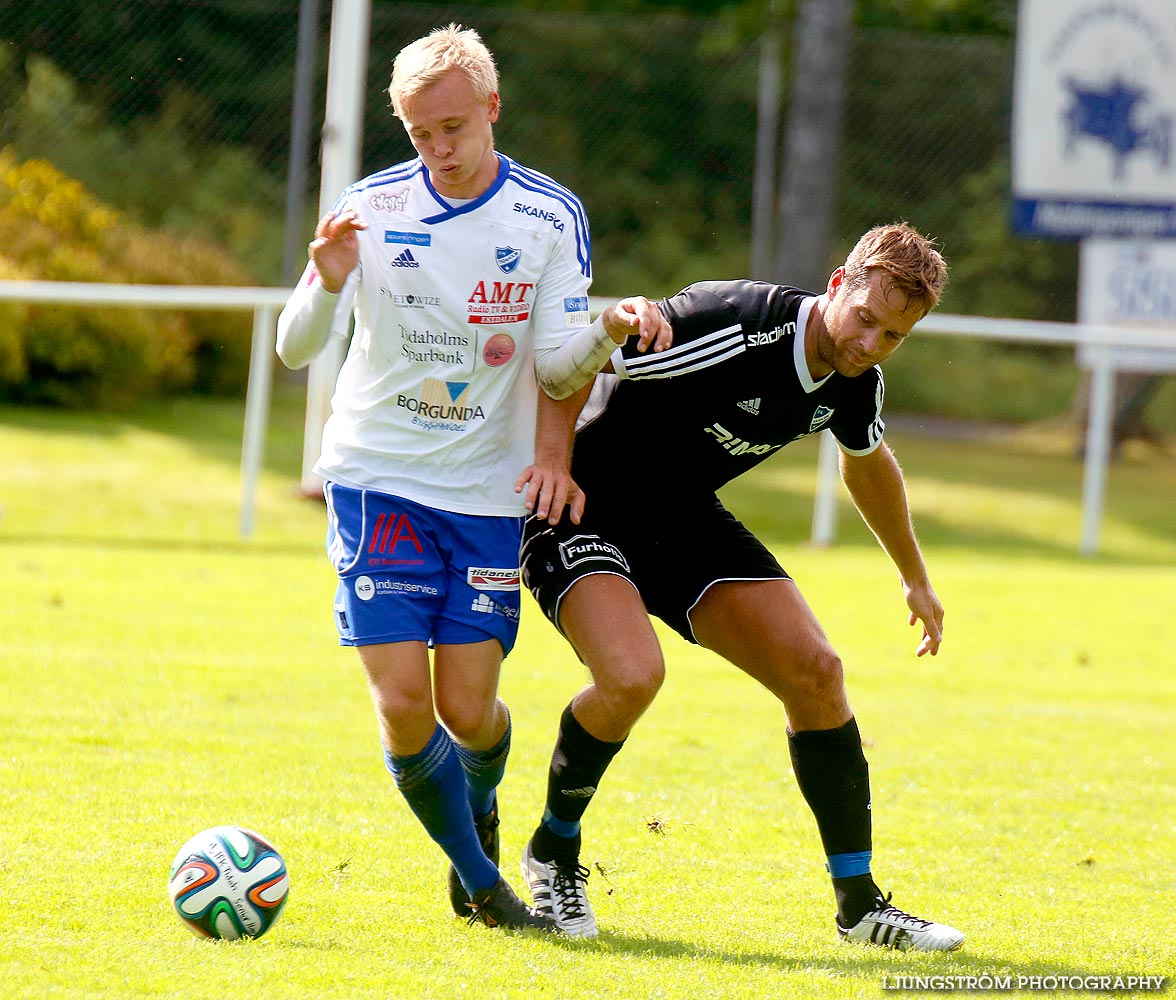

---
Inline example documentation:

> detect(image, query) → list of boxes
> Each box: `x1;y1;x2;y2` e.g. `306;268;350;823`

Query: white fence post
1079;343;1116;557
811;429;840;546
239;304;277;538
299;0;371;497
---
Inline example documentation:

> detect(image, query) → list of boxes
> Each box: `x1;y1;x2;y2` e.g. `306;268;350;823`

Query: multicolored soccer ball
168;826;290;940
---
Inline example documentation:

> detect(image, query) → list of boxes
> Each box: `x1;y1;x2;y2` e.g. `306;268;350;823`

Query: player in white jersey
277;24;669;931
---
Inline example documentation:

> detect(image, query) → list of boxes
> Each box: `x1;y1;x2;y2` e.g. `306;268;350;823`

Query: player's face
818;268;924;377
401;68;500;200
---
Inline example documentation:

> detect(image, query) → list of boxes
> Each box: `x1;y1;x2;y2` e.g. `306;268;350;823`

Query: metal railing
1;280;1173;554
0;280;291;538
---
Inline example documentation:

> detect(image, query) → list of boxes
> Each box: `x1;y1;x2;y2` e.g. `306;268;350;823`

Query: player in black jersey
518;223;965;949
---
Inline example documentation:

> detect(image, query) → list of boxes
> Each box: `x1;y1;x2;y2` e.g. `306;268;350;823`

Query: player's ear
827;266;846;298
486;91;501;124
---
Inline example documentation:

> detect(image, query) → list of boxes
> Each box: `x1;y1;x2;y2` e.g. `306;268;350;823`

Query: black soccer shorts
520;495;790;644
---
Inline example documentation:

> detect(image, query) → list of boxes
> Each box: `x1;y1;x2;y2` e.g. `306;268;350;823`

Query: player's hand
514;463;586;526
601;297;673;353
308;209;367;293
904;581;944;657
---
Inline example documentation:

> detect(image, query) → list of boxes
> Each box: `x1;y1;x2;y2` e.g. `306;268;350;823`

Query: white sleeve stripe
622;336;744;377
623;337;744;378
621;323;744;371
625;342;745;380
626;340;741;377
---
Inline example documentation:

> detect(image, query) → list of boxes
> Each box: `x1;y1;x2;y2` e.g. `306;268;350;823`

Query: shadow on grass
552;928;1136;985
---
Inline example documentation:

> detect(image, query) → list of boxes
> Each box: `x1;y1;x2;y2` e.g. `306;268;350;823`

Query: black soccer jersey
571;280;885;503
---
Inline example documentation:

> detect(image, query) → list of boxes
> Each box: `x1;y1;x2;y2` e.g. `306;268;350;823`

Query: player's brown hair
842;223;948;318
388;24;499;120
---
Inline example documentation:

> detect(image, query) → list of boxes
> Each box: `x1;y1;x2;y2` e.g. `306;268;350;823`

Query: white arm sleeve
533;315;622;400
276;270;355;370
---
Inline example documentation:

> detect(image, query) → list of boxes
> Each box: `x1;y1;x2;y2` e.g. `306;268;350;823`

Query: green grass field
1;384;1173;999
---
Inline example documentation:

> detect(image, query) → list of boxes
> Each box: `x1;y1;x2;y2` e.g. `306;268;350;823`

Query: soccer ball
168;826;290;940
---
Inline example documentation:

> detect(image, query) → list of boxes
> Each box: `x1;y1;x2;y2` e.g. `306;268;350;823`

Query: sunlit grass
1;389;1173;999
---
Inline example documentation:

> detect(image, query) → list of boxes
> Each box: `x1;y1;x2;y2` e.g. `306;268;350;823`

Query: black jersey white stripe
620;323;745;380
571;282;888;497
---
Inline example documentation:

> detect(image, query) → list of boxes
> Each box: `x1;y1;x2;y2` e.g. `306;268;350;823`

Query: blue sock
384;725;499;896
451;713;511;819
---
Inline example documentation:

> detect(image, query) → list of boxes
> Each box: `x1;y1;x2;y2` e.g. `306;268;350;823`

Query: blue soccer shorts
324;482;524;654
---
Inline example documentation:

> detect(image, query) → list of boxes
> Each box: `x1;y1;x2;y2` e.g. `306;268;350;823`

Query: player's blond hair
388;24;499;120
842;222;948;318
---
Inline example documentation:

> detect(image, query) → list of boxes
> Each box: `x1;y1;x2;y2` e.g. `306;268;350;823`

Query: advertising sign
1012;0;1176;239
1079;239;1176;370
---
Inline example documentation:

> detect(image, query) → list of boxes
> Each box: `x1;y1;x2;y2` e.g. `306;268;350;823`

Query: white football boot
837;893;965;951
521;839;598;938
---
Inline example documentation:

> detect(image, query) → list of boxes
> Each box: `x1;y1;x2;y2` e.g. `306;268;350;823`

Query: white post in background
300;0;371;497
810;429;840;546
1080;343;1116;556
239;305;278;537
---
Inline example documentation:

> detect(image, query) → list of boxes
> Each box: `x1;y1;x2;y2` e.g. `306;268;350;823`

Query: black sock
788;717;872;856
533;703;625;862
787;717;877;924
832;874;881;928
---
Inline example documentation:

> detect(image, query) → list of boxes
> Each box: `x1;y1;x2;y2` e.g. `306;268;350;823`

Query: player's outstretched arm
600;297;673;355
840;443;943;657
535;297;672;399
516;382;591;525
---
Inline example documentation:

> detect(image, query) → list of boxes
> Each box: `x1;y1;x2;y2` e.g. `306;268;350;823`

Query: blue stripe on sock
384;727;499;895
541;807;580;838
452;716;511;819
826;851;873;878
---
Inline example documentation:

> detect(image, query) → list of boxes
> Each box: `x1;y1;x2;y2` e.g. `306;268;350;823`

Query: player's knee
597;653;664;710
372;681;432;729
778;646;845;711
805;648;846;704
434;700;493;745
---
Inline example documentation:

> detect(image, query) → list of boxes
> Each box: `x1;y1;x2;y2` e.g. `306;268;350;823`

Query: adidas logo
561;786;597;799
737;398;761;415
391;248;420;268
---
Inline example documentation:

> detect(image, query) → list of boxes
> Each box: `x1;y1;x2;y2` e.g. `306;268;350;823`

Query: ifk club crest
495;246;521;273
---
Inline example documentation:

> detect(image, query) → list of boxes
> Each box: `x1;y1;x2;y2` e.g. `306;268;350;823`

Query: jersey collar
421;152;510;224
793;296;832;393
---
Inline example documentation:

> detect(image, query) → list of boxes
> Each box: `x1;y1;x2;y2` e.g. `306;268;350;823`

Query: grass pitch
1;386;1173;999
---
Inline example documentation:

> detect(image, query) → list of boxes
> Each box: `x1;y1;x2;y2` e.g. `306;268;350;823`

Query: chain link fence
0;1;1028;301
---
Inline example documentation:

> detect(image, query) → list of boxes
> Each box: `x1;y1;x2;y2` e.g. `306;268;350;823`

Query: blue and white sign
1012;0;1176;239
1079;239;1176;371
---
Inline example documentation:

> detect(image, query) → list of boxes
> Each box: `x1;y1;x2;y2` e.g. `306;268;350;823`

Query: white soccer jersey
281;152;592;515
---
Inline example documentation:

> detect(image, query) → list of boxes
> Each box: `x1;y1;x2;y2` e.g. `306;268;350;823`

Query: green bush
0;53;285;282
0;150;255;408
